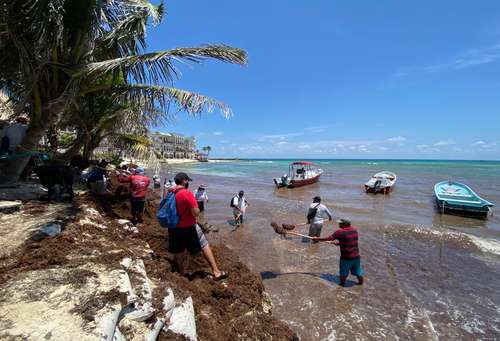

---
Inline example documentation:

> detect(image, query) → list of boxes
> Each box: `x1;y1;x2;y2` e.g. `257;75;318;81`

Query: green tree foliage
0;0;247;181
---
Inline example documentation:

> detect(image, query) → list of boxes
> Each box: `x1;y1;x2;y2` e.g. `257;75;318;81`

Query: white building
149;132;197;159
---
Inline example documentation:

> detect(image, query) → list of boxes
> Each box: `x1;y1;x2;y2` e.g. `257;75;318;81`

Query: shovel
270;222;314;239
282;219;335;231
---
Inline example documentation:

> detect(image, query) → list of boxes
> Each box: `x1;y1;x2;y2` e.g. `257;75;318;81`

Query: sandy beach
0;189;296;340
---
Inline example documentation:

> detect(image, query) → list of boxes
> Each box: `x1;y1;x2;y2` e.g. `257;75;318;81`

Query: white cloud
298;144;312;150
386;136;407;143
261;132;303;141
277;141;288;145
357;145;370;152
472;141;497;150
394;41;500;77
433;140;455;147
303;126;329;133
213;132;223;136
416;144;429;149
393;70;410;78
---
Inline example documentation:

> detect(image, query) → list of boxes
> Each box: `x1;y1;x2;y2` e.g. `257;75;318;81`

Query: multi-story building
93;137;122;155
149;132;197;159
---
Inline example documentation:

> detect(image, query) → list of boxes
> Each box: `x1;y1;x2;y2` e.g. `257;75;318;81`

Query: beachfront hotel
149;131;197;159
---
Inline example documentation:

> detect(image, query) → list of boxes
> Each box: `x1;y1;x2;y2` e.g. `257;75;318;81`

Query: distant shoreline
207;158;500;162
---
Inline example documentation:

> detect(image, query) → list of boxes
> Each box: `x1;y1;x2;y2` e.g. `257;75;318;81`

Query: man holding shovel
312;218;364;287
307;196;333;243
231;190;249;226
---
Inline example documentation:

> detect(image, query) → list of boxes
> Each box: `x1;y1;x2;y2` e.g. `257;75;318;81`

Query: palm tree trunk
83;135;102;160
60;130;88;161
46;124;59;154
0;101;62;183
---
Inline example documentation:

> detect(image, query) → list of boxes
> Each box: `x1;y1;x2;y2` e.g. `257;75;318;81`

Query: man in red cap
168;172;228;281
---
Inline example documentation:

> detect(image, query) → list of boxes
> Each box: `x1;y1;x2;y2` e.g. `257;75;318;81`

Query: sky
148;0;500;160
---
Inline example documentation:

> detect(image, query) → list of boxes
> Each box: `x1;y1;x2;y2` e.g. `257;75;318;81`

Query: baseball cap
135;167;145;175
174;172;193;184
336;218;351;227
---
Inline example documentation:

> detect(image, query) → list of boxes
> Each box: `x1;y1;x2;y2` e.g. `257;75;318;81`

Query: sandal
212;271;229;281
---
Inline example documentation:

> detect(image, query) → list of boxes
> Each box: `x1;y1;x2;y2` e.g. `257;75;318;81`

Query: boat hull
288;175;321;188
435;198;491;218
434;181;494;218
365;185;393;194
364;171;397;194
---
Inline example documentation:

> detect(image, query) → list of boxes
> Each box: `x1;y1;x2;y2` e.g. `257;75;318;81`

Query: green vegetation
202;146;212;157
0;0;247;182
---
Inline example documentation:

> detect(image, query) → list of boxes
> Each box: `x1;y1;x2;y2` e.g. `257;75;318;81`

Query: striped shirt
327;226;360;260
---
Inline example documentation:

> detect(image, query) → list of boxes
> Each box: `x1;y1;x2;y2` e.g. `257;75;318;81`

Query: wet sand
171;167;500;340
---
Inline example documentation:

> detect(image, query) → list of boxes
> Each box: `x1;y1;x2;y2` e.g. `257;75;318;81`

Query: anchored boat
274;161;323;188
434;181;494;218
365;171;397;194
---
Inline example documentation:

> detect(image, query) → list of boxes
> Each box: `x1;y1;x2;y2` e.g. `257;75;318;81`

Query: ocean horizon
211;157;500;162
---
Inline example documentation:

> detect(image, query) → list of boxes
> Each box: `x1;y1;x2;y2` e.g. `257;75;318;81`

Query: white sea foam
387;224;500;256
468;235;500;256
326;330;336;340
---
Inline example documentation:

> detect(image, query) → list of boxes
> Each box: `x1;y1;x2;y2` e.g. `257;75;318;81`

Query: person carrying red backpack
117;167;150;224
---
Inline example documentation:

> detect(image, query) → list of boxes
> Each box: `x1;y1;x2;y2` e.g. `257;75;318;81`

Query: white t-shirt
195;189;208;202
232;195;248;213
309;203;332;224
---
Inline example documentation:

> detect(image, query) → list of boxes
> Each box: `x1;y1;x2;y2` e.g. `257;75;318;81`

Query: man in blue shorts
312;218;364;287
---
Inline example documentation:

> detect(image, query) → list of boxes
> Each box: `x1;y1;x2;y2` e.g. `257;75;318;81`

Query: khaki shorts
308;223;323;237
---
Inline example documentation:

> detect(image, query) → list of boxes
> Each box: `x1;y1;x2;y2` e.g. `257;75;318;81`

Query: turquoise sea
166;159;500;339
173;159;500;231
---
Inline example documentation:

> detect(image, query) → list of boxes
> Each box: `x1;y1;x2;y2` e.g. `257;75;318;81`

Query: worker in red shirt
312;218;364;287
169;172;228;281
117;167;150;224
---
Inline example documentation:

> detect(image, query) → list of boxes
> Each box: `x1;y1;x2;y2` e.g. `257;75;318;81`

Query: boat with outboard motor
364;171;397;194
273;161;323;188
434;181;494;218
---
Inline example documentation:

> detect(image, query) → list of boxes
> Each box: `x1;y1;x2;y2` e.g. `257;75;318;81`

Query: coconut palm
0;0;247;182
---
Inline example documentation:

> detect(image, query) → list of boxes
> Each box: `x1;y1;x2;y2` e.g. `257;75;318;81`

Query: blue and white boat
434;181;494;218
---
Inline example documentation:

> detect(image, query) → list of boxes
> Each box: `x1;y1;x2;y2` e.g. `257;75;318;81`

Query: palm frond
96;0;164;58
113;84;233;119
71;45;247;85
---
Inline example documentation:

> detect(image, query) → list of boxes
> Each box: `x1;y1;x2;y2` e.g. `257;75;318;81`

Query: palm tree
0;0;247;182
205;145;212;157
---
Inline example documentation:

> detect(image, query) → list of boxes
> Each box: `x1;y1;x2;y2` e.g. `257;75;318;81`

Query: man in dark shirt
312;218;364;287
